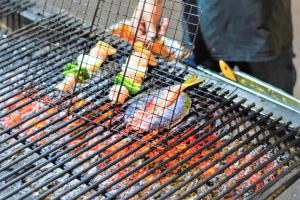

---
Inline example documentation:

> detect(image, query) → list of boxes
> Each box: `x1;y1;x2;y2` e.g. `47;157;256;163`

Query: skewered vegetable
55;73;77;92
63;63;90;81
56;40;116;92
89;47;108;59
96;41;117;55
133;41;158;66
108;85;129;104
128;51;149;67
77;54;104;72
108;50;151;103
113;74;142;95
121;64;147;80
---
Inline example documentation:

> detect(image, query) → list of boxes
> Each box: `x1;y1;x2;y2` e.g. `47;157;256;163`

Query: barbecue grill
0;0;300;199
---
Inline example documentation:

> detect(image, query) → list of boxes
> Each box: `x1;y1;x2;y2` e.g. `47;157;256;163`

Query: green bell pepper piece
114;74;141;95
63;63;90;81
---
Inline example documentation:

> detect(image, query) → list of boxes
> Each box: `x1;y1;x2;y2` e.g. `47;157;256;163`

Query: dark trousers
184;54;297;95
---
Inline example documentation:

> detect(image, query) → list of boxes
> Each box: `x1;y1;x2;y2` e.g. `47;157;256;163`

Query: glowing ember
0;93;287;199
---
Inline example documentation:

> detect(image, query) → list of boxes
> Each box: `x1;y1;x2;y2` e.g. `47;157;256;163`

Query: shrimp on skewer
55;73;77;93
108;51;151;104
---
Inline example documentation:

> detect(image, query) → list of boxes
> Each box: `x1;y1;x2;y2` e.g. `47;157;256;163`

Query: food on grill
55;73;77;92
77;54;104;72
133;42;158;66
149;36;191;61
55;63;90;92
0;89;294;200
89;41;116;58
55;40;116;92
113;74;142;96
120;64;147;84
127;51;149;68
63;63;90;81
109;85;129;104
109;19;135;42
125;74;205;132
122;51;149;81
109;20;191;61
95;41;117;56
108;51;151;103
89;47;107;59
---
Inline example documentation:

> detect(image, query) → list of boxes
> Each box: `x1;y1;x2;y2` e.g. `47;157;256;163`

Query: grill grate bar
1;40;96;133
149;68;232;105
0;0;34;18
0;83;114;169
0;33;92;117
248;154;300;199
0;52;219;198
195;122;293;199
0;29;92;99
2;83;227;198
0;45;82;103
0;29;88;83
0;52;72;96
0;50;94;109
0;102;112;197
0;23;87;70
135;113;266;199
0;13;63;43
0;75;112;158
1;51;296;198
0;15;74;58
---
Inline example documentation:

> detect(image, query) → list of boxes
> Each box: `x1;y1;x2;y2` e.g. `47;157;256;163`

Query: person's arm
132;0;168;41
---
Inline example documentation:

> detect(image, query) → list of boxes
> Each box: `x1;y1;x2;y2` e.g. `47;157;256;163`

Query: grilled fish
124;74;205;132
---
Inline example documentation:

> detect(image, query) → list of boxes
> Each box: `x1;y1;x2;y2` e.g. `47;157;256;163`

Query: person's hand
132;0;169;42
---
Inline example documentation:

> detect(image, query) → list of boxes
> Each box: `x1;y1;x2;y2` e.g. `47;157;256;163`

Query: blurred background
292;0;300;98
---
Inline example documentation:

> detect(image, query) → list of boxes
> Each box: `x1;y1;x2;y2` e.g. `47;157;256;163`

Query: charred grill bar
0;0;35;34
0;0;34;18
0;2;300;200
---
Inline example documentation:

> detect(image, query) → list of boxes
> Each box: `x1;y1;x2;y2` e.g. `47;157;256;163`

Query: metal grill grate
0;0;34;18
0;13;300;199
0;0;34;34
